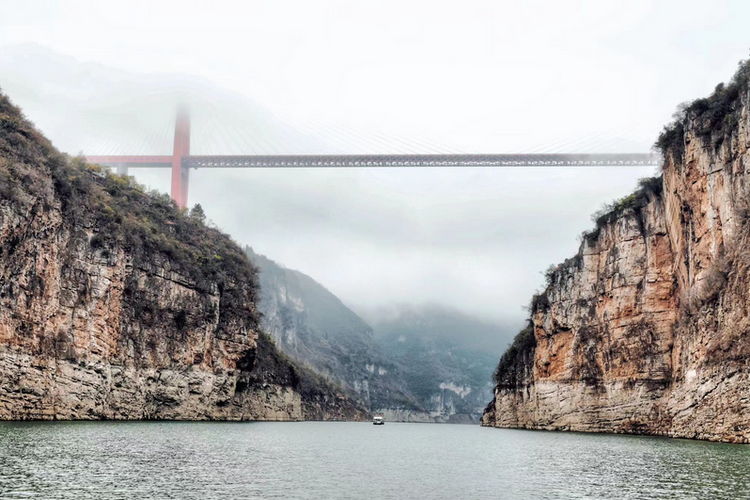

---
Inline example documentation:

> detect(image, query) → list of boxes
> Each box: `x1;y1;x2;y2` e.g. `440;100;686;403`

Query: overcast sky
2;0;750;327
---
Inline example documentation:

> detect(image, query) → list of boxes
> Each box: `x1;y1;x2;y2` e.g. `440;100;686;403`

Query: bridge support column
170;106;191;209
116;163;128;176
180;164;190;209
171;161;185;208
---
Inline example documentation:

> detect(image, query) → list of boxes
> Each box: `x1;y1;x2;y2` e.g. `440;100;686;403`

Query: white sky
2;0;749;330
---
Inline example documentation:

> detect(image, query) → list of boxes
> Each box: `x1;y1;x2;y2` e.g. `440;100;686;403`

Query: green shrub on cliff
189;203;206;224
656;57;750;159
579;175;663;246
493;323;535;386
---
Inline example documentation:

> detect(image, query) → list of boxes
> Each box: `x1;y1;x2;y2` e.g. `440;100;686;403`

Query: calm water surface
0;421;748;499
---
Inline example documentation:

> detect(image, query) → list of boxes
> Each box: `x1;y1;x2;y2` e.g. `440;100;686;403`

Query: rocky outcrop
482;63;750;443
0;91;365;421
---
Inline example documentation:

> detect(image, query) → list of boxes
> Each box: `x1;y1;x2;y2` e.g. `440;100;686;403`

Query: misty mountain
249;245;518;422
246;247;421;412
368;305;519;422
366;304;519;356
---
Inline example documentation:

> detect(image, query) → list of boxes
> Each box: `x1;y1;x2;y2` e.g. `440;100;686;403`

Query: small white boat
373;415;385;425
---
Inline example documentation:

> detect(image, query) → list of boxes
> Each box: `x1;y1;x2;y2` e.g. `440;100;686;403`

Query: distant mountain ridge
247;248;514;422
246;247;421;412
370;306;513;422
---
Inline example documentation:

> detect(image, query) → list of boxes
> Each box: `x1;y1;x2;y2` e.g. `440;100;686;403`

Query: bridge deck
86;153;659;168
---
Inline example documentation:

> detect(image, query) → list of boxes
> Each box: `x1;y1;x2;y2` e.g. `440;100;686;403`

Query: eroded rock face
482;84;750;443
0;92;365;421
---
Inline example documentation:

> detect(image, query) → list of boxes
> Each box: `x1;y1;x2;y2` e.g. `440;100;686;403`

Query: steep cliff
0;91;365;421
482;61;750;443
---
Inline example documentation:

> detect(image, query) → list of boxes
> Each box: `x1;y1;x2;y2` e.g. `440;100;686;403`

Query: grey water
0;422;748;500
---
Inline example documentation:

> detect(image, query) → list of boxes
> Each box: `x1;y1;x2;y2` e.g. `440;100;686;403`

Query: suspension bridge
84;108;659;209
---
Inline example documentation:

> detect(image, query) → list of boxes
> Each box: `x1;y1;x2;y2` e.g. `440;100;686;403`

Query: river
0;421;748;499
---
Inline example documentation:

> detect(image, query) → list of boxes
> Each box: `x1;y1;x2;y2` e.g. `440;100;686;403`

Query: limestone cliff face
0;92;365;421
482;69;750;443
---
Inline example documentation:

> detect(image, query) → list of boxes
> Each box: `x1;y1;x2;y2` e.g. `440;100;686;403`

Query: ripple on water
0;422;748;500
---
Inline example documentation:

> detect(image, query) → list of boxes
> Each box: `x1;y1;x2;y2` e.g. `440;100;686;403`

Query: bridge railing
183;153;660;168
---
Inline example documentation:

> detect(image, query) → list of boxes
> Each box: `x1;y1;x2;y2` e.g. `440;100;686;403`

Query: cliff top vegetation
0;89;259;309
580;175;663;246
655;56;750;161
493;322;535;386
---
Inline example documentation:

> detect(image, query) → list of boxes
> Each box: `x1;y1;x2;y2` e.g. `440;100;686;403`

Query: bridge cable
301;119;377;155
522;127;615;155
322;122;408;154
222;113;260;155
338;122;453;155
289;119;360;155
275;115;334;155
